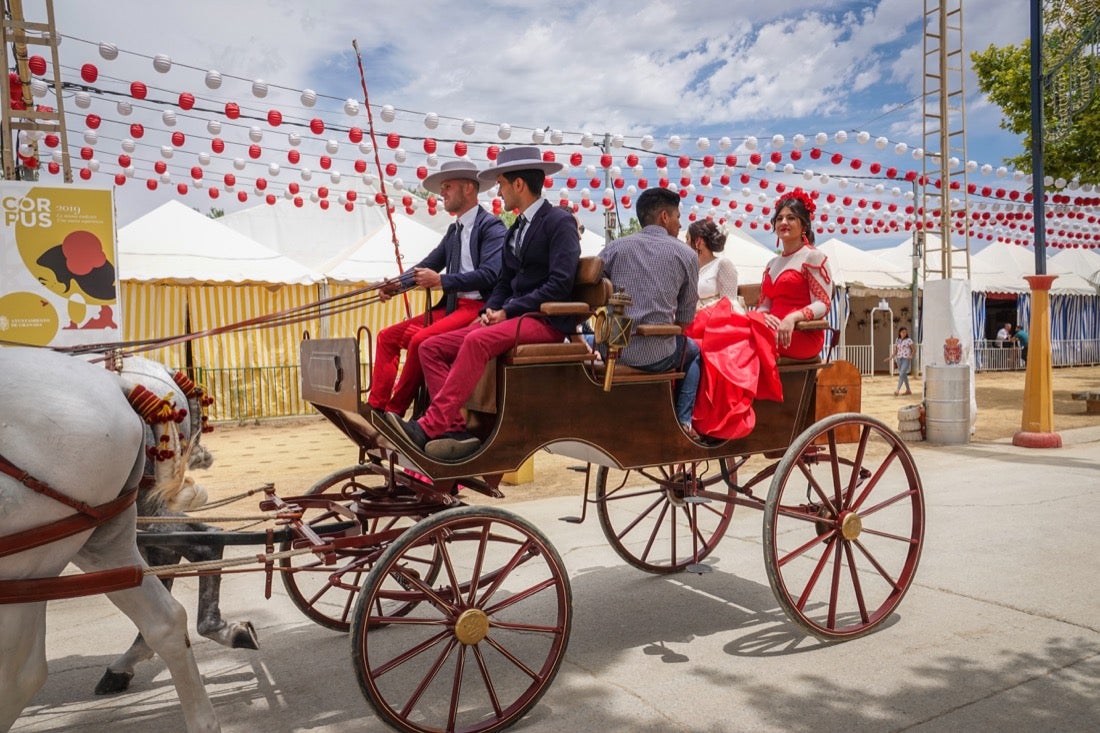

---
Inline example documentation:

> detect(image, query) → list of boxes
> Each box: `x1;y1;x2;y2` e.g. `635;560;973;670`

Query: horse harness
0;450;143;604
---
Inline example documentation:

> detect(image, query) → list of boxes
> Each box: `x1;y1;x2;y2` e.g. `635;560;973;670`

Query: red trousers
367;298;481;413
418;316;563;437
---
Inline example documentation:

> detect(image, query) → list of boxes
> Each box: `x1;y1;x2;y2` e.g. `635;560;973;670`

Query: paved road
11;428;1100;733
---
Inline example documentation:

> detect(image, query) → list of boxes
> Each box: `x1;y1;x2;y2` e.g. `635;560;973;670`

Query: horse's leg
77;516;219;733
182;531;258;651
94;542;179;695
0;604;48;731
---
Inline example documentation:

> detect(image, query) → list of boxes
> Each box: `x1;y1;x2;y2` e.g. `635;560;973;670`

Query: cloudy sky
36;0;1036;249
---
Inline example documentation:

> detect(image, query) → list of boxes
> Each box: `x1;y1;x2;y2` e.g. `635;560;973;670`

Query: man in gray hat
387;146;581;461
367;160;505;416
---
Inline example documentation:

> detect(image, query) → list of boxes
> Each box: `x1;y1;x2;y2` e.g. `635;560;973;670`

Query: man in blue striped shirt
600;187;702;439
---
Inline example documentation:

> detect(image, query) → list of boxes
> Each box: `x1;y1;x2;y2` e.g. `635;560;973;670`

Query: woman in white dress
686;219;738;309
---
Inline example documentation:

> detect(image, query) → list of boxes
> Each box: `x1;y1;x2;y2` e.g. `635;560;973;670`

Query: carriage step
685;563;713;574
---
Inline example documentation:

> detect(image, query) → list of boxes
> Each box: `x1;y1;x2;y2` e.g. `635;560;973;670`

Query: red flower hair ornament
775;187;816;220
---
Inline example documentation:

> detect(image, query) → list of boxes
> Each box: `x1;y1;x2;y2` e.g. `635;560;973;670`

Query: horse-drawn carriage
1;256;924;733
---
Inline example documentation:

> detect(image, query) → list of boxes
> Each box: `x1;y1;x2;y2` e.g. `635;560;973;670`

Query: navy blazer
486;200;581;334
409;206;506;306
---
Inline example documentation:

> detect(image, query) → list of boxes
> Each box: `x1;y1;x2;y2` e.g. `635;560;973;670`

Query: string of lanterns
12;36;1099;249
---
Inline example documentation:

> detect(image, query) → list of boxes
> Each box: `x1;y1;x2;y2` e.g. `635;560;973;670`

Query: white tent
1049;248;1100;288
970;241;1097;295
118;199;322;284
815;237;910;295
324;214;450;284
722;226;777;284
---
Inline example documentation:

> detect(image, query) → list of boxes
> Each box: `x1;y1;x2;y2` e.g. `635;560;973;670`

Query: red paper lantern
600;153;613;168
702;154;714;168
85;114;101;129
749;152;762;165
543;176;554;189
423;138;437;154
321;155;333;170
678;155;692;169
154;160;167;174
177;183;189;195
416;166;428;180
658;177;669;188
655;155;668;168
223;173;236;187
47;161;59;175
354;159;367;173
146;178;158;191
542;150;556;162
487;145;500;161
319;199;330;210
114;173;126;186
130;123;144;138
28;55;46;75
700;174;711;186
869;162;882;174
80;63;98;83
637;177;648;189
375;192;388;205
590;177;601;188
190;166;202;179
248;144;262;159
809;148;822;160
267;109;283;126
79;147;94;161
255;177;267;190
265;194;276;205
130;81;147;100
288;182;300;194
309;118;324;134
401;194;412;207
44;133;59;148
454;141;468;156
209;188;219;199
293;196;303;208
386;132;400;149
348;127;363;143
570;152;583;166
850;158;862;170
770;151;783;164
384;162;396;176
625;153;639;167
317;187;329;198
237;191;248;203
119;154;132;168
211;137;224;153
566;177;577;188
178;92;195;110
78;168;92;180
725;155;737;166
285;149;299;164
831;152;843;165
171;131;185;147
225;102;240;119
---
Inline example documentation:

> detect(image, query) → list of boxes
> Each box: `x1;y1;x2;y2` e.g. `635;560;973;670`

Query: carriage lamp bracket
599;289;634;392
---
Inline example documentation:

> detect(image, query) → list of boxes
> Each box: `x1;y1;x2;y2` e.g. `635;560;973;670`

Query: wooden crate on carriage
814;359;862;443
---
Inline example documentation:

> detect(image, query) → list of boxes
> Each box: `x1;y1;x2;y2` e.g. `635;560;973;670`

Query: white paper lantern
207;120;222;135
1014;170;1027;181
640;134;654;150
875;136;889;149
771;134;785;149
834;130;848;144
18;143;33;158
611;133;624;148
343;98;359;116
300;88;317;107
159;173;171;184
580;132;594;148
300;167;312;181
783;163;795;174
764;161;776;173
98;41;119;60
634;165;644;176
162;110;177;126
205;70;222;89
426;153;439;167
283;189;294;199
88;159;100;172
980;163;993;175
330;171;342;184
249;126;263;142
550;129;564;145
363;173;377;187
252;79;268;98
233;158;246;170
288;132;301;146
117;100;132;116
894;142;908;155
51;150;62;164
856;130;870;144
380;104;396;122
198;152;211;166
309;192;319;203
696;136;710;151
359;141;374;155
29;78;47;98
160;146;174;159
718;136;732;151
424;112;439;129
321;140;337;155
461;118;476;135
744;136;757;151
391;177;405;190
74;91;91;108
912;147;924;160
394;147;406;163
815;132;828;145
584;164;596;177
121;138;136;153
83;130;98;145
531;128;545;144
268;162;281;176
948;156;960;169
153;53;172;73
792;133;806;148
996;166;1008;178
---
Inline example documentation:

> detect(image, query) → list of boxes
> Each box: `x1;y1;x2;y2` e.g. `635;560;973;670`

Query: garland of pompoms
172;370;215;434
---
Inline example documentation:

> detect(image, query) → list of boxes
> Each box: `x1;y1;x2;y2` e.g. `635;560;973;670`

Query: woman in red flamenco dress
688;189;832;440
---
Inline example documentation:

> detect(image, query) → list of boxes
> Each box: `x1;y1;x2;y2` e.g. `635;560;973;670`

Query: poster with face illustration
0;183;119;348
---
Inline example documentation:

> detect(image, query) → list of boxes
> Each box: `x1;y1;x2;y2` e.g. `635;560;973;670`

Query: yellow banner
0;184;118;348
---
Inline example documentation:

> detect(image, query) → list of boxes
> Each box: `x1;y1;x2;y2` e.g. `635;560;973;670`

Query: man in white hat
387;146;581;461
367;160;505;416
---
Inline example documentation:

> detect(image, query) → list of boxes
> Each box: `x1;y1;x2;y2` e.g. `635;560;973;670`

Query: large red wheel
280;464;441;632
763;413;924;640
352;506;572;733
595;459;738;573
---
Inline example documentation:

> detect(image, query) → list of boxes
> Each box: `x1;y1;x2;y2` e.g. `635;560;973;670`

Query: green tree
971;1;1100;184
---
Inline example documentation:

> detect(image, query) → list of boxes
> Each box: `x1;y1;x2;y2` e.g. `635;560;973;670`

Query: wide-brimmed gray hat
477;146;564;186
421;160;495;194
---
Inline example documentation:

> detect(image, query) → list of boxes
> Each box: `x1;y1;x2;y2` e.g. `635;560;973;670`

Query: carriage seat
504;256;610;366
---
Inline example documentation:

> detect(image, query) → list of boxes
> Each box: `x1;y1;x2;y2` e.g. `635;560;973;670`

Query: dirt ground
190;365;1100;509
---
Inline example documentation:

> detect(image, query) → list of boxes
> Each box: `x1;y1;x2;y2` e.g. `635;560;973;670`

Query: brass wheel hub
840;511;862;540
454;608;490;645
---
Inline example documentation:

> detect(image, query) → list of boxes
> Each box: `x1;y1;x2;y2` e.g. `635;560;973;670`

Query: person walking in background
687;219;738;310
887;326;915;395
1014;325;1029;367
366;160;505;417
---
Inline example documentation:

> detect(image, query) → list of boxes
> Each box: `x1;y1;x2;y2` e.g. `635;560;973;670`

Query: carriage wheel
352;506;572;733
595;459;738;574
763;413;924;640
280;464;442;632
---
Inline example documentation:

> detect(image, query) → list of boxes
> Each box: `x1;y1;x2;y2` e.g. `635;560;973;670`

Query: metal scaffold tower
0;0;71;182
922;0;972;280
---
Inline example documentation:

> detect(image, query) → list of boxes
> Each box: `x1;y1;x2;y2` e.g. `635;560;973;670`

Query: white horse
0;347;220;733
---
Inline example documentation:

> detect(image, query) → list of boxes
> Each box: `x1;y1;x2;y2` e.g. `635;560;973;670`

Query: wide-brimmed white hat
477;146;564;186
421;160;495;194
